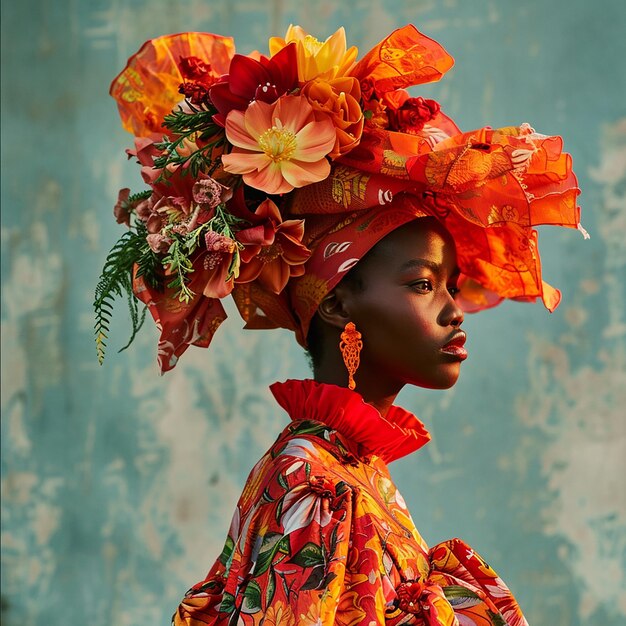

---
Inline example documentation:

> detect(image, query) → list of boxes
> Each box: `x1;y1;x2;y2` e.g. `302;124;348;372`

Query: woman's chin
408;366;462;390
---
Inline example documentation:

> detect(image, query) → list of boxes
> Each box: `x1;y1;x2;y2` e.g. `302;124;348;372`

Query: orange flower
236;199;310;293
363;98;389;130
269;25;357;82
300;77;363;159
335;591;366;626
221;95;336;195
299;603;321;626
264;602;295;626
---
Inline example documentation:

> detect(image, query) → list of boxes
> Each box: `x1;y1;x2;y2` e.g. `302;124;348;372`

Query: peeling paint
515;117;626;621
2;2;625;625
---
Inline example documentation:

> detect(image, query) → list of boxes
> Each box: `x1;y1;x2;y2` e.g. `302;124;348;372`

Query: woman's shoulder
238;419;364;511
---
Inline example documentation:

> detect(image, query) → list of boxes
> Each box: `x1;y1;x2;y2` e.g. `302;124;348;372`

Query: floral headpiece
96;25;583;372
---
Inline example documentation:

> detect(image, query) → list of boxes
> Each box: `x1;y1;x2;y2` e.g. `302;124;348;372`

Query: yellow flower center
257;242;283;263
302;34;324;55
258;120;297;162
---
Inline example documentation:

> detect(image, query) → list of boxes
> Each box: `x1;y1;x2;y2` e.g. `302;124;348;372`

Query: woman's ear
316;288;351;330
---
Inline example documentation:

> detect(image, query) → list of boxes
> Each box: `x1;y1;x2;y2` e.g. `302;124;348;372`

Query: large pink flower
221;95;336;195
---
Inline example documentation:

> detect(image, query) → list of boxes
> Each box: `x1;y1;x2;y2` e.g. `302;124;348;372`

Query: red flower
236;198;310;294
209;44;298;125
308;475;336;498
387;95;440;134
395;580;427;614
179;81;211;106
129;137;198;203
179;56;212;80
178;55;222;106
113;188;132;226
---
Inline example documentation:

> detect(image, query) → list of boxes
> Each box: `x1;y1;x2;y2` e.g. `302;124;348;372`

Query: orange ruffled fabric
285;122;581;341
174;380;529;626
271;378;431;463
110;32;235;137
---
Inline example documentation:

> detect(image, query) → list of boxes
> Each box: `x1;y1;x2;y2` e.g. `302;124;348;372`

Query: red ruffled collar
270;379;431;464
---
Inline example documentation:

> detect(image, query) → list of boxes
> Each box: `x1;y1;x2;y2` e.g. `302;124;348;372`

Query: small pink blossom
201;231;239;299
192;178;231;209
146;233;172;254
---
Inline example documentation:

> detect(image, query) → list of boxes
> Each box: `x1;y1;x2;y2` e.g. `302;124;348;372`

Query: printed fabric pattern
173;380;529;626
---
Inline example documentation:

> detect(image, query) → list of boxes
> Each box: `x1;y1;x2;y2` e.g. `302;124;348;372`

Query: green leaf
277;535;290;555
94;227;153;364
261;486;275;504
265;571;276;607
487;610;507;626
291;542;324;568
335;481;349;496
252;532;284;577
152;105;225;177
217;535;236;567
218;592;235;615
240;580;262;614
443;585;480;600
329;522;339;557
300;565;325;591
290;421;331;439
277;471;289;491
274;499;283;524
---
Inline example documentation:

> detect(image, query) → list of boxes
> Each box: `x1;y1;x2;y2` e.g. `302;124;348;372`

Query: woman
100;24;582;625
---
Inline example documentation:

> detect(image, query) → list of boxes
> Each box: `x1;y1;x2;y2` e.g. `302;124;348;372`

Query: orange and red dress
174;379;529;626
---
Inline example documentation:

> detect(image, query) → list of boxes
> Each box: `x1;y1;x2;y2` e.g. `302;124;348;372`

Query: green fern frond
153;105;225;179
162;236;196;303
94;226;159;364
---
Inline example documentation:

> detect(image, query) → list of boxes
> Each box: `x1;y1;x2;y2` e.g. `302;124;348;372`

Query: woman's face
339;217;466;391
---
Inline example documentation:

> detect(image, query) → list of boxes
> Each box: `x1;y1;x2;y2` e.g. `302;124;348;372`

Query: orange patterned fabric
350;24;455;97
173;380;529;626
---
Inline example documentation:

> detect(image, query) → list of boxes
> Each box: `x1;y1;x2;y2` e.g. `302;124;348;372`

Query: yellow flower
269;25;358;82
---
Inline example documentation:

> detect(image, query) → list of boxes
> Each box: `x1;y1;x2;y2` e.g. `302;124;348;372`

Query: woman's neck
312;363;402;417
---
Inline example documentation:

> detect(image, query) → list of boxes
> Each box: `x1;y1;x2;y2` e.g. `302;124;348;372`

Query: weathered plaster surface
2;1;625;624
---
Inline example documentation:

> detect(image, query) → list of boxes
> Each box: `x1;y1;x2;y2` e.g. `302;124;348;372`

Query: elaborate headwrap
97;25;583;372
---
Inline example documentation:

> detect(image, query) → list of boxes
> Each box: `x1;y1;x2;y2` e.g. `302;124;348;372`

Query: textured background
2;1;625;624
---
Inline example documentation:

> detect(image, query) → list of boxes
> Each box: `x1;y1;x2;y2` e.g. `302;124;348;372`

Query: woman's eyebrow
399;258;441;273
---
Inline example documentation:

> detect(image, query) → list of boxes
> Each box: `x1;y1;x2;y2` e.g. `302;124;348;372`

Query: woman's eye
448;286;460;297
411;279;433;292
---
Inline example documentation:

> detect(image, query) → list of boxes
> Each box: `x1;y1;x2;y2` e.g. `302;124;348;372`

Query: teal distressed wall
2;1;625;624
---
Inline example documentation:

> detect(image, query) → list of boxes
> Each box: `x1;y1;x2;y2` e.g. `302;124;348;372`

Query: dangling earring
339;322;363;391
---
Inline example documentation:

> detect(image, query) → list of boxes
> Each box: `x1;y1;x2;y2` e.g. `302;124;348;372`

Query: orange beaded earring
339;322;363;391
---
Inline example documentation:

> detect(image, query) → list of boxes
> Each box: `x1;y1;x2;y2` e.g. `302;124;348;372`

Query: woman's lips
440;332;468;360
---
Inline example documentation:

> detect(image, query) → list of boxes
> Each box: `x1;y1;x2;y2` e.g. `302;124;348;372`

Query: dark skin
311;217;466;416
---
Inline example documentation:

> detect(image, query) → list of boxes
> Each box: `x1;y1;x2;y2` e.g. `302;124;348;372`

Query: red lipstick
441;332;468;360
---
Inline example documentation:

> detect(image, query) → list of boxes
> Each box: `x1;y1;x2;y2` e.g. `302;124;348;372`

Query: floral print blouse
174;379;529;626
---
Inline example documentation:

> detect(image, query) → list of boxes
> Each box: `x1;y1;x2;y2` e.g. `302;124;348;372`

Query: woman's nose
441;294;464;327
